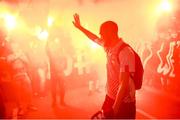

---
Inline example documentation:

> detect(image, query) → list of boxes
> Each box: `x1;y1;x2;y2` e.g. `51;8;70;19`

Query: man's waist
106;88;135;103
105;94;135;105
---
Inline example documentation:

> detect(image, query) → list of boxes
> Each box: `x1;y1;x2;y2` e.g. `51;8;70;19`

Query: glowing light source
47;16;54;27
4;14;17;30
158;0;172;13
37;30;49;41
161;0;172;11
89;40;99;49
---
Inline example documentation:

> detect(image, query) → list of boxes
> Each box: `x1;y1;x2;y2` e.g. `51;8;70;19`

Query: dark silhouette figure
73;13;137;119
46;38;67;108
0;29;11;118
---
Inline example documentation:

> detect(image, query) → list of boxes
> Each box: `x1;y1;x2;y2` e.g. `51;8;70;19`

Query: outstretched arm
73;13;103;46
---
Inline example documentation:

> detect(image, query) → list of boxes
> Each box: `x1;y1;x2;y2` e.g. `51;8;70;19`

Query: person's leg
15;76;27;116
38;68;46;97
88;80;94;95
0;87;5;118
42;68;49;97
116;102;136;119
10;78;21;118
23;75;37;111
51;73;57;107
58;76;65;106
18;74;36;115
31;68;39;96
28;67;34;96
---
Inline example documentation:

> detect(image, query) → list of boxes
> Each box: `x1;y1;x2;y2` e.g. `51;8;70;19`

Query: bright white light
158;0;172;13
89;40;99;49
161;0;171;11
4;14;17;30
37;30;49;41
47;16;54;27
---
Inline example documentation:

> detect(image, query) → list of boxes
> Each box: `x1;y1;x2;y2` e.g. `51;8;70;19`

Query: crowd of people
141;6;180;95
0;2;179;118
0;26;102;118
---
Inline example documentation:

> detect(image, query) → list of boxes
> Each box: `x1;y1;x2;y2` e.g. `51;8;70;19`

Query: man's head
99;21;119;47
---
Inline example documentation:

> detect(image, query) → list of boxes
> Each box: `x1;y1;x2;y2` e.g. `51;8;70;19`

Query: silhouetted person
46;38;67;108
7;41;37;116
0;29;11;118
73;13;138;119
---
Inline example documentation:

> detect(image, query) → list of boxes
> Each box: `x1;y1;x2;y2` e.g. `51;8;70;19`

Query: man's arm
112;68;130;115
113;47;135;116
73;13;103;46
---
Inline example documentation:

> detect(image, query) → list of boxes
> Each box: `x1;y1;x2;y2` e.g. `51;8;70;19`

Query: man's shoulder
119;44;134;57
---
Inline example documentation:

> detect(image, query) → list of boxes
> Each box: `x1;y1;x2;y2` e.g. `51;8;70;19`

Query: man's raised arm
72;13;103;46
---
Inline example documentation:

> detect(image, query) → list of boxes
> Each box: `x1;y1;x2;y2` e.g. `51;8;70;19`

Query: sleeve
94;38;104;46
118;47;135;73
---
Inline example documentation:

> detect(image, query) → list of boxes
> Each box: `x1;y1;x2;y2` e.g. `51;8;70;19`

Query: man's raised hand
73;13;81;28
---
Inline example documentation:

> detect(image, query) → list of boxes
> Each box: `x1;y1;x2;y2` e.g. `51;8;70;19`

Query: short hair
100;21;118;35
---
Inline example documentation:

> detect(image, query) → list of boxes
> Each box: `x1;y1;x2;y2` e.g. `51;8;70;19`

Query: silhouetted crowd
0;29;102;118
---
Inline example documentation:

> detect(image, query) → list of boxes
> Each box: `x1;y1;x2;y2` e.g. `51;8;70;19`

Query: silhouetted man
46;38;67;108
73;13;137;119
7;41;37;116
0;29;11;118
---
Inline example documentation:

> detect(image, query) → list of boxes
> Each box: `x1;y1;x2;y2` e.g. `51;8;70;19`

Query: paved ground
3;84;180;119
23;85;149;119
136;87;180;119
25;86;105;119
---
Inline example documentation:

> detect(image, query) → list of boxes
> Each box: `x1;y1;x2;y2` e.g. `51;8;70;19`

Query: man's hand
73;13;81;29
103;108;114;118
72;13;101;44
